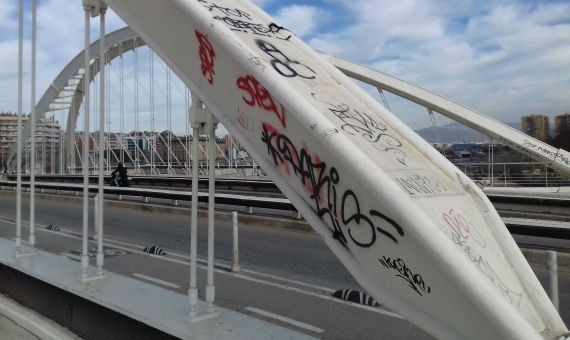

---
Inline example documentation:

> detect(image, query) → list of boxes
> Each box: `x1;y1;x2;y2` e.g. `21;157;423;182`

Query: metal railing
0;180;569;239
452;162;570;187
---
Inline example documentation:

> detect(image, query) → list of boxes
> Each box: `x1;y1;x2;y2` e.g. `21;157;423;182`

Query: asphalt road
0;191;568;339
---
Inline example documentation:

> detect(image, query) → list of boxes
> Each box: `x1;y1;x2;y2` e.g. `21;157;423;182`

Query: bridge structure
1;0;569;339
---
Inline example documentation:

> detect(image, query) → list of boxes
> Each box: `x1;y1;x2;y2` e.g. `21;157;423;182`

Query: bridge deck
0;235;314;340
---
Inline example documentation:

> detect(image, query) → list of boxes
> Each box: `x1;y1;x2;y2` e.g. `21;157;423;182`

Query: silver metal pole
94;193;98;239
546;251;559;311
167;68;172;175
185;88;190;175
491;139;495;187
29;0;37;249
134;39;139;173
149;48;155;174
189;125;200;318
15;0;24;255
206;119;216;313
96;6;106;277
119;44;124;164
81;5;92;280
231;211;240;272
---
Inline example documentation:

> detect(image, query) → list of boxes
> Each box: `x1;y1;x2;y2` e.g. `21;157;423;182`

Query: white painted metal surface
29;0;37;250
15;0;23;255
322;54;570;177
96;3;107;277
95;0;568;338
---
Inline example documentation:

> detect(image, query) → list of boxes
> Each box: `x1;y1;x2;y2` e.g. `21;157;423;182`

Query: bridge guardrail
7;175;570;209
1;180;569;241
6;175;280;194
0;180;295;212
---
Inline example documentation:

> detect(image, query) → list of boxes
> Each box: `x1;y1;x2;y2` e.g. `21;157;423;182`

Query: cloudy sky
0;0;568;132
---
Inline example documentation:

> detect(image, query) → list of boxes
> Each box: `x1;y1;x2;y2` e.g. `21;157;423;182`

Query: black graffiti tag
199;0;291;40
379;256;431;296
261;123;404;248
450;232;522;309
199;1;252;20
256;39;316;79
311;93;408;165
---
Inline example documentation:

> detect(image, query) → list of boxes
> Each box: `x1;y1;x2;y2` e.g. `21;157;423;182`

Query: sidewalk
0;293;78;340
0;314;38;340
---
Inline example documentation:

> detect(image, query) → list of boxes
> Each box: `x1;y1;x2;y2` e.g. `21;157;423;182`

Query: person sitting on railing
111;162;128;187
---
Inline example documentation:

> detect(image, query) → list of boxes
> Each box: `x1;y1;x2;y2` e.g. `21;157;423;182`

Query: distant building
521;115;549;142
1;113;61;172
554;113;570;137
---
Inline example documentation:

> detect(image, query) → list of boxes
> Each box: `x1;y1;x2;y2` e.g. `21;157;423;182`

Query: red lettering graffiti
195;30;215;84
236;75;286;128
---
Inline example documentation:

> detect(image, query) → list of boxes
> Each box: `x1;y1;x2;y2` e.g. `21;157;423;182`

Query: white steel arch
322;54;570;177
7;2;567;338
7;27;569;178
102;1;566;339
5;27;141;172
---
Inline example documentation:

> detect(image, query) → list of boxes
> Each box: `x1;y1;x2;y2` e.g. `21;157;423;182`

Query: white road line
60;252;81;261
132;273;181;289
5;219;335;293
245;307;324;334
1;218;402;319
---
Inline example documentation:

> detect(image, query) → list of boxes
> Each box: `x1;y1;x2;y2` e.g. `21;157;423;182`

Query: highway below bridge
0;184;569;339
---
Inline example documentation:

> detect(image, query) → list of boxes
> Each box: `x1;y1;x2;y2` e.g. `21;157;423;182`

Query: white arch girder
8;27;569;178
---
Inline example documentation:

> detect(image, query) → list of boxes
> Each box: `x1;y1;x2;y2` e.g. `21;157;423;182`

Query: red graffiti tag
195;30;215;84
236;75;286;128
442;209;486;248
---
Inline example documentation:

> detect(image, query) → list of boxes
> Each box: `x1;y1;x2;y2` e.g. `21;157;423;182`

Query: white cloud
306;0;570;127
273;5;324;38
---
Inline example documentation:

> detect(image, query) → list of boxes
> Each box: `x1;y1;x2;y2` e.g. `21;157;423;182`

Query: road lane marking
60;252;81;261
0;218;402;319
132;273;181;289
49;224;337;294
245;307;324;333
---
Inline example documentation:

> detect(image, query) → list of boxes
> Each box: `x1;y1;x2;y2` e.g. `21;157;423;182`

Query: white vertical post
15;0;24;256
206;116;217;314
546;251;559;311
491;139;495;187
94;193;98;239
81;3;92;280
29;0;37;250
119;44;124;164
167;68;172;175
96;4;107;277
231;211;240;272
134;39;139;173
189;125;199;318
149;48;155;174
